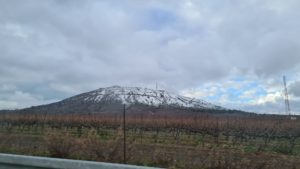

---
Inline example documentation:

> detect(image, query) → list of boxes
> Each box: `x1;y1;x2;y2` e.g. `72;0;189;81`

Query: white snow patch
82;86;224;110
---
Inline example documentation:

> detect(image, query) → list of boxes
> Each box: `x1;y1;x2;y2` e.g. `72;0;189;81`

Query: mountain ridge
69;86;224;110
1;86;229;115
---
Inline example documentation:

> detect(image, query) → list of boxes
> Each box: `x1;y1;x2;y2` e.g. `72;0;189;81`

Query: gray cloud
240;98;300;115
1;0;300;112
290;80;300;97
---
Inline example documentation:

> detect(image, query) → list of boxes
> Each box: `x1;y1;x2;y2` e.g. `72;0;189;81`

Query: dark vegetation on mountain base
1;105;249;117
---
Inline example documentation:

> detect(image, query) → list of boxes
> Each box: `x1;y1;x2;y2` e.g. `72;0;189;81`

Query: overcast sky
1;0;300;114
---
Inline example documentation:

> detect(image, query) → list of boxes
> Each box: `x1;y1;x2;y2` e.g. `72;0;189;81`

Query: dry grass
0;113;299;169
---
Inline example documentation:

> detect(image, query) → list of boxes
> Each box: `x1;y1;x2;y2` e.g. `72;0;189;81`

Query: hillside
4;86;237;115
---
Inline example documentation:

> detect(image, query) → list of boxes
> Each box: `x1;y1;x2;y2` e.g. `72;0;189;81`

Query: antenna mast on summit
283;76;291;116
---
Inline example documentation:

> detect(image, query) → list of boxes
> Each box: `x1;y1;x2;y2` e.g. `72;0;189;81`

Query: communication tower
283;76;296;120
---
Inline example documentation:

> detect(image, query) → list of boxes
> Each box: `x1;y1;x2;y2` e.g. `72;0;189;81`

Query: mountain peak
15;85;226;114
73;86;223;110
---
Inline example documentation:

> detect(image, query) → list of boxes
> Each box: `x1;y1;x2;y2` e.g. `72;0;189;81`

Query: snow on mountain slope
77;86;223;110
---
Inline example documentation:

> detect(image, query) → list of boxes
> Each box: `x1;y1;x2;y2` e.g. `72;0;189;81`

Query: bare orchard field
0;113;299;169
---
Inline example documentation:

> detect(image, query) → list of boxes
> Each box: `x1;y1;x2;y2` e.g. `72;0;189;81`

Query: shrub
45;131;75;158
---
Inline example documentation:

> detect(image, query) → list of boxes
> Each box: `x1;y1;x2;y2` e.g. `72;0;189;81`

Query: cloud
0;0;300;114
180;77;300;115
289;80;300;97
0;84;56;109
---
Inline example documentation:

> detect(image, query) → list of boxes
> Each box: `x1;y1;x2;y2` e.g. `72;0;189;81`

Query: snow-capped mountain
67;86;223;110
15;86;225;114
